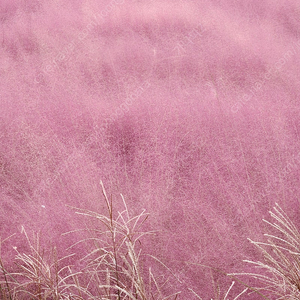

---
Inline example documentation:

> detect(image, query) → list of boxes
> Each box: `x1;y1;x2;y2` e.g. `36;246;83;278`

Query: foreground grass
0;181;181;300
231;203;300;300
1;183;299;299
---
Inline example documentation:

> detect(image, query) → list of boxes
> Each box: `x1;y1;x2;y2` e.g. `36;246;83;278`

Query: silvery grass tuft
230;203;300;300
0;230;84;300
0;181;181;299
65;180;181;300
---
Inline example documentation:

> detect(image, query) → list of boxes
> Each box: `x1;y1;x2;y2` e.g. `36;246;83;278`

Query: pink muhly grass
1;0;300;298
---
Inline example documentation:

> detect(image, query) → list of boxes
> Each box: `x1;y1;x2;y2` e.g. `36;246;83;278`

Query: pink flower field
1;0;300;299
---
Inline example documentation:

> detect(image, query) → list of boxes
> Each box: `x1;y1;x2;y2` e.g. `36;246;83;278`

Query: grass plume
230;203;300;299
0;182;181;300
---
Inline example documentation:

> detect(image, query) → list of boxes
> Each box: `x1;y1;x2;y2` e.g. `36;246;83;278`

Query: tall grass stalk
63;180;181;299
2;180;277;299
0;181;181;299
230;203;300;300
0;228;85;299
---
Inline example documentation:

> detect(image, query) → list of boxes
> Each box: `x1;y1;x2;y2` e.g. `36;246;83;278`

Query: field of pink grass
1;0;300;298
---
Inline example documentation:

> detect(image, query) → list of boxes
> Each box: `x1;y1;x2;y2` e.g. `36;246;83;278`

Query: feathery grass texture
66;180;181;300
2;0;300;297
0;181;181;300
0;230;85;299
230;203;300;299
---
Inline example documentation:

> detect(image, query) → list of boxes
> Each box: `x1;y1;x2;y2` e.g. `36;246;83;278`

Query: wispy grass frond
230;203;300;300
65;180;180;300
0;229;87;299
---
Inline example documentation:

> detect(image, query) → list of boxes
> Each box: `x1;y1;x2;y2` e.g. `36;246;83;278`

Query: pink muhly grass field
1;0;300;299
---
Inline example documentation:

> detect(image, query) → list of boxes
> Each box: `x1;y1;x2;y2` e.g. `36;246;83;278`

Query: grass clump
66;180;181;300
0;181;181;300
4;181;300;299
230;203;300;299
0;230;85;299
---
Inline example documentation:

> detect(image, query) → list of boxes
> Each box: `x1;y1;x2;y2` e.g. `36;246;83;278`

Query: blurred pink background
1;0;300;298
